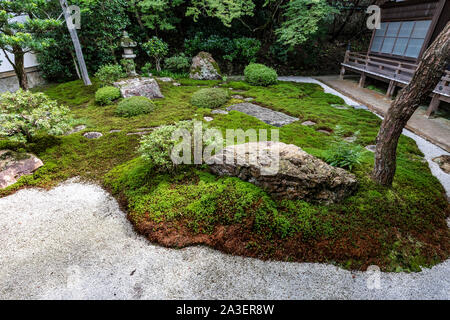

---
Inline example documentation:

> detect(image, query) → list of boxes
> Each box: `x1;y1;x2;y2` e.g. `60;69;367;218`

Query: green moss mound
95;86;121;106
115;96;155;117
190;88;229;109
244;63;278;86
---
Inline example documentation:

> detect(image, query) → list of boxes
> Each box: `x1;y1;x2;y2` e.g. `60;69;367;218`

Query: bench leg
339;66;346;80
426;95;440;118
386;80;395;98
358;73;366;88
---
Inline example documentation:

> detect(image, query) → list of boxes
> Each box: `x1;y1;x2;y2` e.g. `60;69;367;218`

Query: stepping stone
173;82;181;86
204;117;214;122
156;77;173;82
65;124;86;135
127;132;151;136
344;136;357;143
331;104;349;110
83;132;103;139
135;128;154;131
317;130;331;135
365;145;376;152
211;110;229;115
231;95;244;99
0;150;43;189
109;129;121;133
244;97;254;102
302;121;316;126
227;103;299;127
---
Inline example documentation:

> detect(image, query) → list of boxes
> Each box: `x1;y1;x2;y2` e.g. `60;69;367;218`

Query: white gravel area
0;180;449;300
280;76;450;198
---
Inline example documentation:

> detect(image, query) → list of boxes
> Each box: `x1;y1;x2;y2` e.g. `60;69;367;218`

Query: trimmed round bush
115;96;155;117
94;64;125;86
244;63;278;86
190;88;229;109
95;86;121;105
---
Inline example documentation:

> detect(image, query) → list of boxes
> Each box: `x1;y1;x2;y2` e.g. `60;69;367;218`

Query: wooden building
340;0;450;117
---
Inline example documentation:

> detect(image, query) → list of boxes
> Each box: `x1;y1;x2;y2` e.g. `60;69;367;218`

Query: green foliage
143;36;169;71
164;53;191;72
190;88;229;108
138;120;210;172
120;59;136;76
132;0;184;32
185;33;260;66
0;89;72;142
95;86;121;106
325;126;364;170
244;63;278;86
276;0;338;47
140;62;153;76
115;96;155;117
94;64;125;86
36;0;130;81
186;0;255;27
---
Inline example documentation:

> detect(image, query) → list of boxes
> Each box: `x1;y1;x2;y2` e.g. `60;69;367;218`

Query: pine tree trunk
13;47;29;90
372;21;450;186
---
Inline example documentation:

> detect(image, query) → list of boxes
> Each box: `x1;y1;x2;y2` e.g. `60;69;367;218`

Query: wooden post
359;73;366;88
340;49;350;80
386;80;396;98
60;0;92;86
426;94;441;118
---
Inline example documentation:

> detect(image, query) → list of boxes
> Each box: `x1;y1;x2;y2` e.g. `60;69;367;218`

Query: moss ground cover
2;77;449;271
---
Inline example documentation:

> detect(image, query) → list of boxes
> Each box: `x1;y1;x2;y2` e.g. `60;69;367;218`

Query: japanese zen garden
0;0;449;301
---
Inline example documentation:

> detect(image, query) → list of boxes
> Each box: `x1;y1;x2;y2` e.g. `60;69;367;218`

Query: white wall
0;15;40;73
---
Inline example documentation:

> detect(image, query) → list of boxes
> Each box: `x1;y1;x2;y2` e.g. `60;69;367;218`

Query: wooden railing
342;51;450;97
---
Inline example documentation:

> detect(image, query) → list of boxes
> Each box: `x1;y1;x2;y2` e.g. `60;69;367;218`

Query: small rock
83;132;103;139
302;121;316;126
244;97;254;102
211;110;229;115
109;129;121;133
0;150;43;189
204;117;214;122
232;95;244;100
173;82;181;86
127;132;151;136
344;136;357;143
432;155;450;174
365;145;376;152
317;130;331;135
65;125;86;135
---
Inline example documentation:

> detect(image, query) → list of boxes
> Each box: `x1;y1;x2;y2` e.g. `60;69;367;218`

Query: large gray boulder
0;150;43;189
190;52;222;80
113;77;164;99
208;142;357;204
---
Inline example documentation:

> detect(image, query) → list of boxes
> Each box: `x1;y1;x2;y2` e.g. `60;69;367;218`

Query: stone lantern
120;31;137;77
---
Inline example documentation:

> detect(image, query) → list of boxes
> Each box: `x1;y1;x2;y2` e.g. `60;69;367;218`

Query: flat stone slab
0;150;43;189
227;103;299;127
365;145;376;152
114;77;164;99
317;129;331;135
204;117;214;122
231;95;244;99
65;125;86;135
211;110;229;115
83;132;103;139
344;136;357;143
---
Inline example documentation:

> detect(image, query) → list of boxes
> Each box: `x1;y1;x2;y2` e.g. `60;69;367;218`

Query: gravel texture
0;180;448;300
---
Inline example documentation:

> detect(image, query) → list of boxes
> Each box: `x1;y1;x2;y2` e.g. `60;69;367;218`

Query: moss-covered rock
189;52;222;80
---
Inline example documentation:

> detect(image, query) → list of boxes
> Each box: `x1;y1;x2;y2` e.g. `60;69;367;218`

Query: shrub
164;53;191;72
190;88;229;109
140;62;153;76
115;96;155;117
325;126;364;170
95;64;125;86
0;89;73;143
95;86;121;105
139;120;211;172
143;37;169;72
244;63;278;86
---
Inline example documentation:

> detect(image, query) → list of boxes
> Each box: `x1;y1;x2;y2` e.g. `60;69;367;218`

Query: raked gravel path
0;180;449;300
